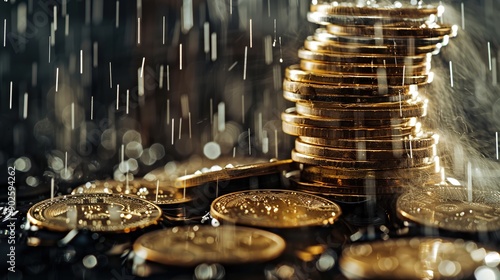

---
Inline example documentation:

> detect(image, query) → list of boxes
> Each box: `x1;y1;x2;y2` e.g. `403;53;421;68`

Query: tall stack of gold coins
282;1;457;201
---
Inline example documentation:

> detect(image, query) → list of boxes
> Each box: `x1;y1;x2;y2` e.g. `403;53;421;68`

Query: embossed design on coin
133;225;285;266
397;185;500;232
340;238;491;279
27;193;162;233
210;189;341;228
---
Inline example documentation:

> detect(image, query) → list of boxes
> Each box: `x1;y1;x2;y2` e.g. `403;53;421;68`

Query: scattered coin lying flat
27;193;162;233
210;189;341;228
133;225;286;266
71;179;192;206
397;184;500;232
299;132;438;149
340;237;495;279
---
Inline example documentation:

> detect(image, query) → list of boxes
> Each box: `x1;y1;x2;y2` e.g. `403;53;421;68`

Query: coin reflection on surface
210;189;341;228
132;225;286;266
397;184;500;232
27;193;162;233
340;238;497;279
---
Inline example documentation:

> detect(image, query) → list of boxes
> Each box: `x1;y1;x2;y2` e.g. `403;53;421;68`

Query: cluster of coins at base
27;158;295;233
283;2;457;201
26;158;313;268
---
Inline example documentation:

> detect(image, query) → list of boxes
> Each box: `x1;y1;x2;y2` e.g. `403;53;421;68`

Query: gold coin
289;179;401;195
71;179;192;205
291;178;419;195
300;59;430;76
292;149;437;170
210;189;341;228
283;90;416;104
286;171;408;195
299;170;440;189
307;11;432;26
290;188;374;203
144;156;270;183
301;163;440;180
27;193;162;233
294;138;436;160
133;225;286;266
327;23;457;38
303;36;438;56
310;3;440;19
286;65;429;85
340;238;489;279
282;108;417;128
299;132;439;149
294;99;428;120
298;48;430;65
174;159;294;189
397;184;500;232
283;78;417;98
313;28;448;47
282;121;416;139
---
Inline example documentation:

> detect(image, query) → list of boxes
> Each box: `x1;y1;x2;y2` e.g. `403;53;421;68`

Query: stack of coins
283;2;457;200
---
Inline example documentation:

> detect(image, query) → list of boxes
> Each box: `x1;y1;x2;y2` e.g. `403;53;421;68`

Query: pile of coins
283;2;457;200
